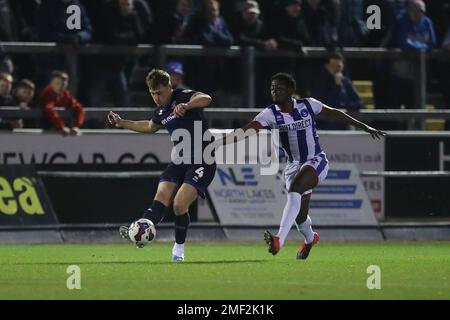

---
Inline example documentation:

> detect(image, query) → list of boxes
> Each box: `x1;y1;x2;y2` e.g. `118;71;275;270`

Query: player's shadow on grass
175;259;268;265
11;259;269;266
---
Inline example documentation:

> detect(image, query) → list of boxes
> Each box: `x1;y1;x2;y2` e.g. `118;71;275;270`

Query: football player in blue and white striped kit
222;73;386;259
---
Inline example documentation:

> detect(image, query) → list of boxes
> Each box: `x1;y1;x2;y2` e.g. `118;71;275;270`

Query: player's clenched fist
108;111;122;127
173;103;188;117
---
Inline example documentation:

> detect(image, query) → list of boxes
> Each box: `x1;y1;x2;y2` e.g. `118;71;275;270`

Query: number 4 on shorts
195;167;204;179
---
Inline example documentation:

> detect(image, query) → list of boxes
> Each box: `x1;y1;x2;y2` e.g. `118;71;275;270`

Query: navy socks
174;213;190;244
143;200;166;225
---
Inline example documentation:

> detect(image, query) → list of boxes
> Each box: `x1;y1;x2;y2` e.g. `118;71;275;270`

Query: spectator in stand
312;53;363;130
35;0;92;84
2;0;40;80
0;72;20;130
270;0;309;51
301;0;338;48
269;0;326;96
0;46;13;75
390;0;436;50
13;79;35;108
0;1;14;75
0;72;13;106
134;0;154;41
11;79;36;128
165;61;191;90
336;0;372;80
231;0;278;51
0;0;14;41
229;0;279;106
184;0;234;97
388;0;436;110
338;0;368;47
39;71;85;136
88;0;143;108
1;0;39;42
157;0;193;44
186;0;234;46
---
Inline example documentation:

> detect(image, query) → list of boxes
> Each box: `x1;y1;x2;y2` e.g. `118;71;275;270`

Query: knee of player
154;192;172;206
288;184;304;194
173;201;189;216
289;178;316;194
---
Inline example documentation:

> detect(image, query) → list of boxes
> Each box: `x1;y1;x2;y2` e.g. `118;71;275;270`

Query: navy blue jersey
152;88;213;163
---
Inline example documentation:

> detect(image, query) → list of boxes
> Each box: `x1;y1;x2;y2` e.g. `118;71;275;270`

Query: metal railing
2;42;448;110
2;106;450;122
1;106;450;130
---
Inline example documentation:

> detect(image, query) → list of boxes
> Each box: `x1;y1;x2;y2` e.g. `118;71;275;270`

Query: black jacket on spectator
186;14;234;46
0;45;13;74
312;67;362;129
96;2;143;68
302;0;338;47
270;9;309;49
0;94;14;129
231;16;270;49
134;0;154;42
337;0;368;46
313;67;362;111
0;94;13;106
157;11;192;44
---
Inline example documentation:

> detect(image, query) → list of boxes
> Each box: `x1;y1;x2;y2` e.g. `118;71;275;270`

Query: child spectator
0;72;21;130
10;78;36;128
39;71;85;136
0;72;13;106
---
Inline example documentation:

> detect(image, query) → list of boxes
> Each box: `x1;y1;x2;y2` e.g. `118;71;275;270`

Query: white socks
297;215;315;244
276;192;302;246
172;243;185;257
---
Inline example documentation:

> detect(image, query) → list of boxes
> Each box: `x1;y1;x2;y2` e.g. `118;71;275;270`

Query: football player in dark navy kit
108;69;216;261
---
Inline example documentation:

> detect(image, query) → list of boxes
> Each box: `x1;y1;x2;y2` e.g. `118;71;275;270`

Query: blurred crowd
0;0;449;133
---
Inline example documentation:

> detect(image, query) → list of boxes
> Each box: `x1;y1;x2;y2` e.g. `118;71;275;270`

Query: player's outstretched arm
318;105;387;139
216;120;264;147
173;92;212;117
107;111;162;134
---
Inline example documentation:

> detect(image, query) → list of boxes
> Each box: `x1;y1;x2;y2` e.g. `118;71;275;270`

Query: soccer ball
128;218;156;248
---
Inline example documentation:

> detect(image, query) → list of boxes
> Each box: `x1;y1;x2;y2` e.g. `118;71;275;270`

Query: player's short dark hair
327;52;344;63
146;69;171;89
51;70;69;80
271;73;296;91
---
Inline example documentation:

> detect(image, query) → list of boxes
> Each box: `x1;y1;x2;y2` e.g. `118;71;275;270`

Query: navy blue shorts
160;163;217;199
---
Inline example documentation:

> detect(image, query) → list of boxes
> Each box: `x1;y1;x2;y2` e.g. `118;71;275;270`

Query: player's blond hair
146;69;171;89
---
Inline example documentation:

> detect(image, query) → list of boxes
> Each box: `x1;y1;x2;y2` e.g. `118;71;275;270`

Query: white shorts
284;152;329;195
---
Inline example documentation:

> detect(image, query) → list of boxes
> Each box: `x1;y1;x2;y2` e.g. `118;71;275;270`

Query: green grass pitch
0;242;449;300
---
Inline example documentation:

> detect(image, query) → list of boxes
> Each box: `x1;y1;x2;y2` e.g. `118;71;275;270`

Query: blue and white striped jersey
254;97;324;163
